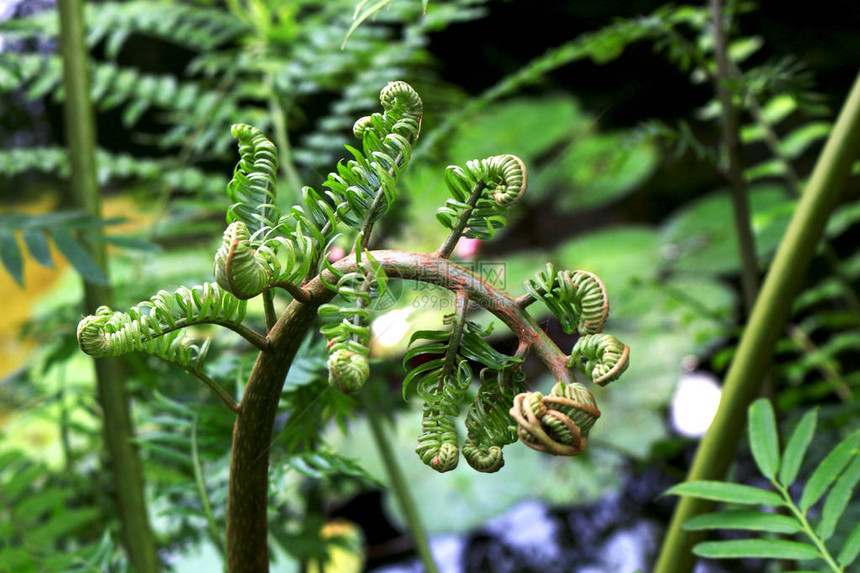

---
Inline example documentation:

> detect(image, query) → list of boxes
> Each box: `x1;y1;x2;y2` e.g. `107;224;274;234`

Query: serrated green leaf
800;430;860;513
665;481;784;507
683;510;801;534
693;539;820;560
838;519;860;567
0;227;24;285
22;227;53;268
816;454;860;540
51;228;108;285
779;409;817;486
748;398;780;480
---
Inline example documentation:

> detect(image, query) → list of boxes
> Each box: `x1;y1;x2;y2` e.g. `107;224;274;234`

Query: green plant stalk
773;482;842;572
192;416;225;556
56;0;159;570
360;393;440;573
654;69;860;573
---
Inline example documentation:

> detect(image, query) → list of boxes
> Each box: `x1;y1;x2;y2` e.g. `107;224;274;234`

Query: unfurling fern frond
510;381;601;456
405;314;519;473
226;124;280;235
77;283;246;358
318;259;387;393
213;221;281;300
436;153;527;241
322;81;423;241
525;263;609;335
462;366;526;473
569;333;630;386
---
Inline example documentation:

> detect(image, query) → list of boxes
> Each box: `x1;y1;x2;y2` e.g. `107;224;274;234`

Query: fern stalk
654;70;860;573
56;0;159;571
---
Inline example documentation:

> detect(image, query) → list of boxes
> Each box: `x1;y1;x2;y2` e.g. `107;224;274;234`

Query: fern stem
360;392;440;573
161;356;240;413
274;280;314;304
212;320;269;351
262;290;277;332
441;291;469;377
654;69;860;573
774;482;843;572
192;416;226;556
436;180;486;259
57;0;159;570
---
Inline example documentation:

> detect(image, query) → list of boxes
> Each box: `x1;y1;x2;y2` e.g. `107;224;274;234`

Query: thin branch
152;354;241;413
209;319;269;352
436;180;486;259
192;415;227;555
273;280;314;304
440;290;469;378
710;0;759;314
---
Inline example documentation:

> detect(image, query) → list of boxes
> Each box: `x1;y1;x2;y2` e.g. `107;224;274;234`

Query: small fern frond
524;263;609;335
77;282;255;358
436;153;527;242
317;261;386;394
462;365;526;472
322;81;422;239
405;311;519;473
226;124;281;234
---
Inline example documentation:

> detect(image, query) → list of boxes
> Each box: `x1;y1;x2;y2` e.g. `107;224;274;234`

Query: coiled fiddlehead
436;154;528;241
510;382;601;456
214;221;282;300
226;124;280;234
77;283;247;358
462;365;526;473
405;309;520;473
323;81;422;237
569;333;630;386
524;263;609;335
318;257;388;394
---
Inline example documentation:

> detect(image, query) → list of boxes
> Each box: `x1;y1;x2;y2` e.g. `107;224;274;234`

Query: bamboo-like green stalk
360;393;440;573
653;69;860;573
56;0;159;570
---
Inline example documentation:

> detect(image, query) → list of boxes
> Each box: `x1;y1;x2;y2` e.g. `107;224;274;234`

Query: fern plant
666;398;860;571
75;81;630;572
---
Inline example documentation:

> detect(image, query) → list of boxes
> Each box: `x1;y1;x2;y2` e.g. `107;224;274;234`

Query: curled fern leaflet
462;365;526;473
436;153;528;241
77;282;247;358
568;333;630;386
510;382;601;456
525;264;609;335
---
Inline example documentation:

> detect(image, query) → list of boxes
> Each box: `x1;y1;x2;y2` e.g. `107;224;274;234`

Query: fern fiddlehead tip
327;348;370;394
379;81;423;117
510;382;601;456
214;221;279;300
487;154;528;207
569;334;630;386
